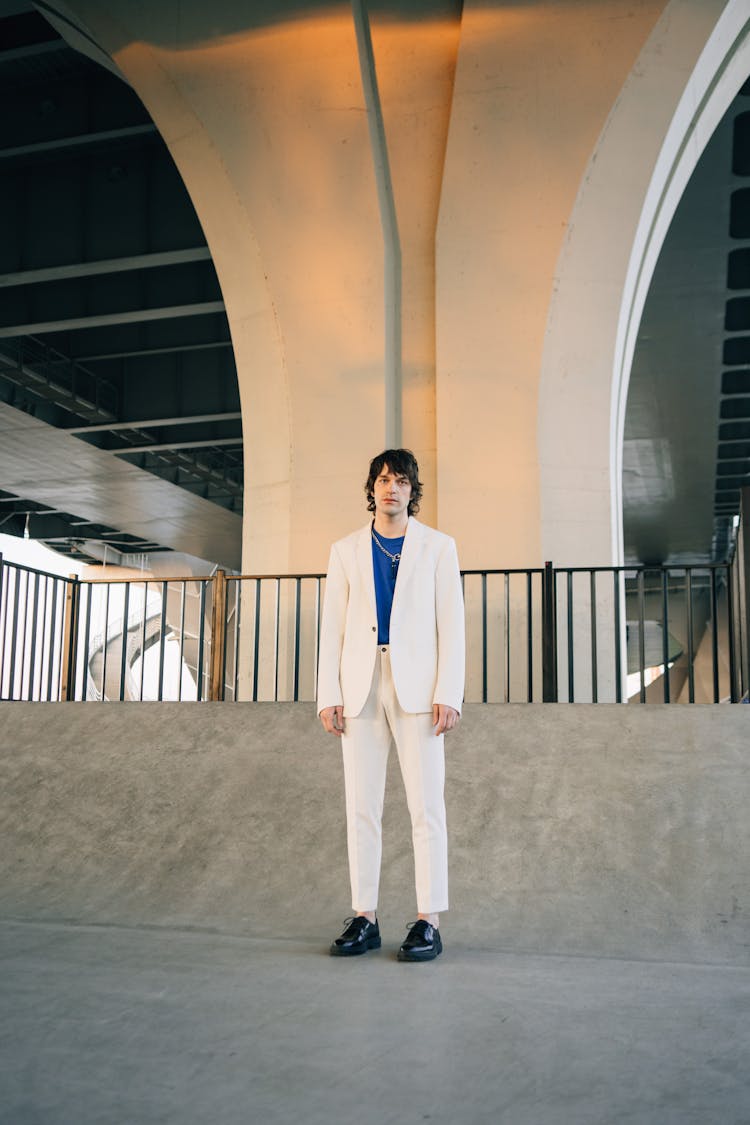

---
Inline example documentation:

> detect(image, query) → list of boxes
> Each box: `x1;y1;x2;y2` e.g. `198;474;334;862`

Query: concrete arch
38;2;472;572
38;0;294;572
539;0;750;567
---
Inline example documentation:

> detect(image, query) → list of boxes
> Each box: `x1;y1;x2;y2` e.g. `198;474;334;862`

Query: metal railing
551;562;745;704
1;549;747;704
0;560;69;701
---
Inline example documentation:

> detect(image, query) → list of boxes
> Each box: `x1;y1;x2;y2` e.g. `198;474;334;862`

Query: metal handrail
1;552;747;704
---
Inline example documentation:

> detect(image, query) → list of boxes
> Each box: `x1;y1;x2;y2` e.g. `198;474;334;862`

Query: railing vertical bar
56;576;67;700
50;580;62;702
27;571;40;700
17;570;29;699
0;560;8;697
208;571;227;702
35;576;46;697
710;568;720;704
613;570;622;704
119;582;131;701
222;579;232;701
2;568;14;699
61;576;80;702
589;570;598;704
661;569;671;704
220;578;231;701
637;570;646;703
686;569;695;704
504;572;510;704
157;581;168;702
567;570;574;703
314;577;322;701
40;576;51;697
139;583;149;701
46;578;58;701
38;575;49;701
481;572;488;703
274;578;281;703
40;575;50;700
8;568;22;698
178;581;187;703
253;580;261;702
726;560;738;702
542;561;557;702
233;580;242;702
80;584;93;702
293;577;302;703
221;576;232;701
526;571;533;703
100;583;111;701
735;543;747;701
0;557;4;687
196;581;207;701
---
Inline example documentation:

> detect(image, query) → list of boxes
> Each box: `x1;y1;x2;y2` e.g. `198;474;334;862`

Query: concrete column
539;0;749;567
436;0;668;568
43;0;465;567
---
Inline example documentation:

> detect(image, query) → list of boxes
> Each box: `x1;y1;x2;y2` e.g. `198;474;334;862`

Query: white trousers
341;646;448;914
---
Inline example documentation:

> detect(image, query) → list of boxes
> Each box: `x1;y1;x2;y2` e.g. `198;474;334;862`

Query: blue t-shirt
372;530;405;644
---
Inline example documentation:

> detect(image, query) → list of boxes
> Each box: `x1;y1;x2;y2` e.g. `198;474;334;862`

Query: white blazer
317;517;465;717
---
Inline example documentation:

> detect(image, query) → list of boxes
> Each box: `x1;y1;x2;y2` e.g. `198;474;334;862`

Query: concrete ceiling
0;0;242;568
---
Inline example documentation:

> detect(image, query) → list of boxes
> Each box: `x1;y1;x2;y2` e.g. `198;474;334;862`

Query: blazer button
372;626;376;631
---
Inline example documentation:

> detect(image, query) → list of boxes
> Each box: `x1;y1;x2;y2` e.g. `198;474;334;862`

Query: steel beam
0;124;158;161
0;248;211;288
76;341;233;361
0;302;225;338
113;437;244;454
0;347;117;422
0;40;68;63
66;412;242;434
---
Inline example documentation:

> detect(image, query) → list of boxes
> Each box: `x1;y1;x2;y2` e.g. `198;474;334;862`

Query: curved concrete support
540;0;750;566
436;0;666;568
41;1;463;566
39;1;296;571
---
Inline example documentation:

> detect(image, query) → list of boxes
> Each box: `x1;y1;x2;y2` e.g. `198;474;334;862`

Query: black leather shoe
330;916;381;957
397;919;442;962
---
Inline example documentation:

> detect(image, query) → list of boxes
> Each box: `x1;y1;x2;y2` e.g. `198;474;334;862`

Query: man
317;449;465;962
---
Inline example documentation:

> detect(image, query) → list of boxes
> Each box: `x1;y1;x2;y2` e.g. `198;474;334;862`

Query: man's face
373;464;412;522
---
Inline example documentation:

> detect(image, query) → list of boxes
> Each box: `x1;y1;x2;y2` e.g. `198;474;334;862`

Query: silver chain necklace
371;524;403;575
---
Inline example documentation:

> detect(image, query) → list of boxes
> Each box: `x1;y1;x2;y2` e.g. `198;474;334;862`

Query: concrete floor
2;917;749;1125
3;703;750;1123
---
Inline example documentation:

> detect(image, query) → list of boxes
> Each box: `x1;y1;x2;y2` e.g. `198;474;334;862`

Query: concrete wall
1;701;748;964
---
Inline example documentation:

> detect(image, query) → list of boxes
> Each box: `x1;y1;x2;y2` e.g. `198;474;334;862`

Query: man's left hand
432;703;459;735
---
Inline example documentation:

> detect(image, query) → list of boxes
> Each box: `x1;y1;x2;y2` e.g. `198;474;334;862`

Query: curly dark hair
365;449;422;516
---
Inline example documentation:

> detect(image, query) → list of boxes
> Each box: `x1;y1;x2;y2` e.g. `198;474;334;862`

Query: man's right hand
319;705;345;737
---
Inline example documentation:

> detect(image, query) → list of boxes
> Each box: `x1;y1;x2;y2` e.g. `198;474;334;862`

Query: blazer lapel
392;517;423;613
355;523;377;615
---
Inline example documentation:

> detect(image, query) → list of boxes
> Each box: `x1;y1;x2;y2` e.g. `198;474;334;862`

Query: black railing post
740;488;750;699
542;561;557;702
60;574;80;701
